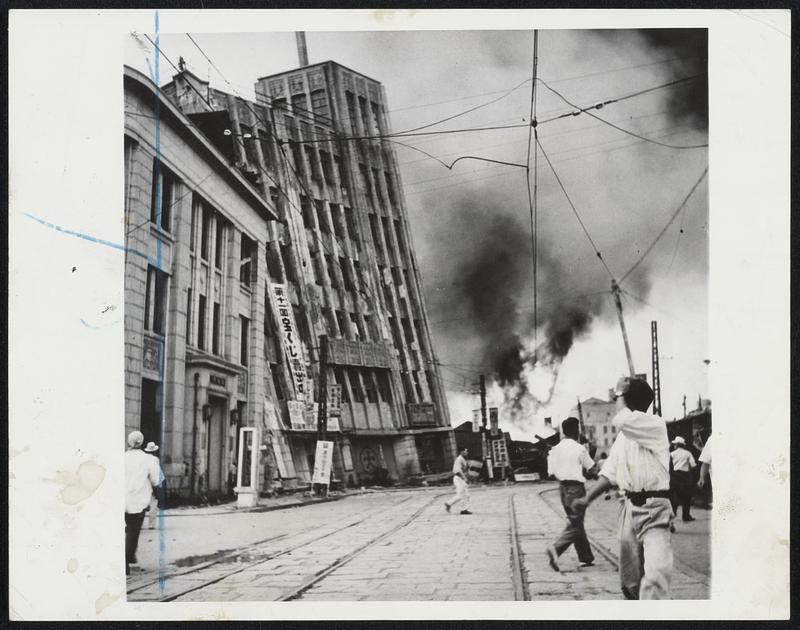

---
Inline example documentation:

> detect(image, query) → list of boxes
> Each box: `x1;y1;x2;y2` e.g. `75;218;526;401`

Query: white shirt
126;448;164;513
452;454;468;478
699;435;712;465
670;447;697;472
547;438;594;482
600;407;670;492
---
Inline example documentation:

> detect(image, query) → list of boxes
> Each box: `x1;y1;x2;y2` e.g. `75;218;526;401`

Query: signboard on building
471;409;481;432
287;401;305;430
311;440;334;485
407;403;436;427
491;436;509;467
269;283;308;401
328;384;342;415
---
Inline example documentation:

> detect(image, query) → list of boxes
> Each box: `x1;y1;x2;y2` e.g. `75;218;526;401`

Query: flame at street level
498;343;563;431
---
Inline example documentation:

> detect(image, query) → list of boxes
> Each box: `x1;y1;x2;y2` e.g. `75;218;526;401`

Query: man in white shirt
573;377;673;599
545;417;595;572
125;430;163;575
444;447;472;515
669;436;697;522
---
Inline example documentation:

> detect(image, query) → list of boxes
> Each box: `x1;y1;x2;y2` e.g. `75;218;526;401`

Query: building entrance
140;378;162;446
204;395;228;495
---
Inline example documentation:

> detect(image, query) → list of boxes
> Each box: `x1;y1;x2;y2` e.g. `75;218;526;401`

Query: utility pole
650;321;662;416
576;396;584;437
682;394;687;419
316;335;329;441
479;375;493;480
611;279;636;376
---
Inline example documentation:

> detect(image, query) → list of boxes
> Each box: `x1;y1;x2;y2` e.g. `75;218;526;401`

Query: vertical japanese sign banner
269;283;308;401
311;440;334;485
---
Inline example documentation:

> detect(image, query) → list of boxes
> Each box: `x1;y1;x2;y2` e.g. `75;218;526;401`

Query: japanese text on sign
328;385;342;415
269;283;308;401
491;437;509;467
311;440;334;485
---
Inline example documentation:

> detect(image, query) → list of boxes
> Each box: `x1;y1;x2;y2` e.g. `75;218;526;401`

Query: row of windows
332;366;393;405
358;164;398;211
300;196;359;244
345;91;382;138
369;214;407;262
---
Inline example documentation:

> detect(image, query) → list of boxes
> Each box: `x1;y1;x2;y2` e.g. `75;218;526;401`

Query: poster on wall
269;283;308;401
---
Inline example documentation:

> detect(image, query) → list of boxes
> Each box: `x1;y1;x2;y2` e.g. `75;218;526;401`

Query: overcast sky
126;28;709;441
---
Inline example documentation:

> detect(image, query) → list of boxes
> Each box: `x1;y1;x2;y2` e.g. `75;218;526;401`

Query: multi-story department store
124;58;455;500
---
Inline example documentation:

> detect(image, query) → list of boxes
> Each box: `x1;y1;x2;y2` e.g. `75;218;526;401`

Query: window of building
150;159;175;232
335;310;348;338
341;257;355;292
369;214;382;256
349;369;365;403
258;134;272;170
401;318;414;345
214;217;226;270
335;155;347;187
425;370;436;402
401;372;414;402
326;255;339;289
240;316;250;366
315;200;329;234
350;313;363;339
300;196;314;230
240;233;255;286
200;205;212;261
311;89;330;120
384;171;397;207
197;294;207;350
322;308;336;334
279;243;294;282
270;363;285;400
144;265;168;336
186;288;193;344
189;195;199;252
370;101;382;136
394;219;406;255
332;366;351;403
311;251;324;286
345;91;358;133
352;260;362;293
289;141;305;178
359;164;372;199
363;369;378;403
358;96;370;136
381;217;392;249
291;93;308;115
413;373;424;402
363;314;374;340
306;146;322;182
320;150;334;184
212;302;221;355
376;370;393;403
372;168;384;207
330;203;345;239
273;97;287;110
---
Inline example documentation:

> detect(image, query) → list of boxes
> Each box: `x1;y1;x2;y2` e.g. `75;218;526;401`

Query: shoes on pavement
669;522;676;533
546;546;560;572
460;510;472;515
682;516;696;522
579;561;595;568
445;503;451;513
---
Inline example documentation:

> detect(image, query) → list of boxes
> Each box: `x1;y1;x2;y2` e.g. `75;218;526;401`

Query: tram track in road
144;491;440;602
280;491;449;601
508;492;531;601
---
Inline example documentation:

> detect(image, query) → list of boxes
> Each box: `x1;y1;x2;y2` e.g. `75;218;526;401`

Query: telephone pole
317;335;329;441
611;280;636;376
651;321;662;416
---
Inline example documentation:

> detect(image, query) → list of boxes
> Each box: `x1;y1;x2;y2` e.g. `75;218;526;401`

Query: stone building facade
125;58;455;499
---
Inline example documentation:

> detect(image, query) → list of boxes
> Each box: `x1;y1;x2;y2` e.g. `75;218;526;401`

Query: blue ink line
23;213;165;270
151;10;168;595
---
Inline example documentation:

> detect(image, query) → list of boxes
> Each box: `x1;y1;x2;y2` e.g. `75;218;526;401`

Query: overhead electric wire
666;201;691;275
537;77;709;150
535;136;615;280
619;166;708;284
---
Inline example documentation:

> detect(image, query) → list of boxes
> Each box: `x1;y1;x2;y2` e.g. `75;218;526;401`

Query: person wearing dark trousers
669;436;697;524
125;430;163;575
546;417;596;571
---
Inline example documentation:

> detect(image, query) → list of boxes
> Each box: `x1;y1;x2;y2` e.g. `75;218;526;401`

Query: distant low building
571;396;618;458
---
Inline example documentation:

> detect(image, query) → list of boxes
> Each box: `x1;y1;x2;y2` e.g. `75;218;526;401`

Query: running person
445;447;472;515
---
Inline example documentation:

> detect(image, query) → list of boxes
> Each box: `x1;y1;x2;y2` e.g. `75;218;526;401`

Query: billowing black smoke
590;28;708;130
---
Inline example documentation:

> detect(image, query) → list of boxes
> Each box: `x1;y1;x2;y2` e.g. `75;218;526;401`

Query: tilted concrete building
124;56;455;500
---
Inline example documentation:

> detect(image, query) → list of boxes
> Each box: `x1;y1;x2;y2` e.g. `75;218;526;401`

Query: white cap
671;436;686;446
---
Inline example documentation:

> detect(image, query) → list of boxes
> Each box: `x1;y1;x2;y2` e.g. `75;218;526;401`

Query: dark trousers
125;511;146;567
670;471;694;520
553;482;594;564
